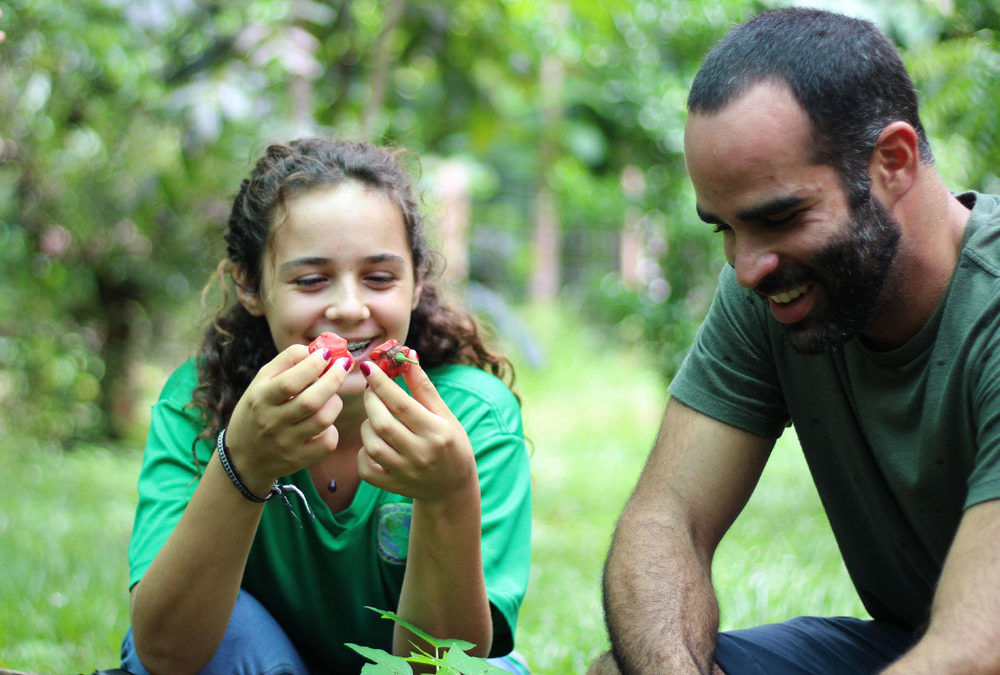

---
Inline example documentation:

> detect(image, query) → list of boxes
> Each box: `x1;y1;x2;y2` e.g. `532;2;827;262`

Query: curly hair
191;137;515;455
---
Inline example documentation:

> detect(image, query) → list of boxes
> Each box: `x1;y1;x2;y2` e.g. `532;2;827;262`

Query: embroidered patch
377;503;412;564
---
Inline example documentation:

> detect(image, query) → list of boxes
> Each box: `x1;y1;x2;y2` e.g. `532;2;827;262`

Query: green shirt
128;360;532;670
669;192;1000;631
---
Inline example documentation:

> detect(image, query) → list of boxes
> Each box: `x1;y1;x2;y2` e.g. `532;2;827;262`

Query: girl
121;138;532;674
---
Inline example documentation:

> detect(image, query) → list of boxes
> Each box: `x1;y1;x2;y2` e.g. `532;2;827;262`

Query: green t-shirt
669;191;1000;631
128;360;532;670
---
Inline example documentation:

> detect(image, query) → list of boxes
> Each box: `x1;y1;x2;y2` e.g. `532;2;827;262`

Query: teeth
347;339;371;352
770;284;809;304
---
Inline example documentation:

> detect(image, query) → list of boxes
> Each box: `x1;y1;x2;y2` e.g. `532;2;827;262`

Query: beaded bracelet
216;427;314;522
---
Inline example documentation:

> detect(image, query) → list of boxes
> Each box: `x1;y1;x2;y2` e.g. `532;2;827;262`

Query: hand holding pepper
356;356;478;504
309;332;354;374
369;338;418;378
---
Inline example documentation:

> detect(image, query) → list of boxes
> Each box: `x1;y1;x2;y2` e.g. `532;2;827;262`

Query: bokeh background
2;0;999;671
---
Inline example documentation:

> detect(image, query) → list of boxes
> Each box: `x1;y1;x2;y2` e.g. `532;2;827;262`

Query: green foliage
345;607;507;675
2;0;1000;441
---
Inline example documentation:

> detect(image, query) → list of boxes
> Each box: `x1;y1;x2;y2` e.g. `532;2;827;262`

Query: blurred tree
0;0;998;444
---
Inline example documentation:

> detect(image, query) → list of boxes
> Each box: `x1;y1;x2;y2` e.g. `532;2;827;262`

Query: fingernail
314;348;331;360
359;361;371;376
334;356;350;371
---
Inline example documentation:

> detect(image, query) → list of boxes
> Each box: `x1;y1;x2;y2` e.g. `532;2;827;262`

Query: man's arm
880;498;1000;675
593;398;774;675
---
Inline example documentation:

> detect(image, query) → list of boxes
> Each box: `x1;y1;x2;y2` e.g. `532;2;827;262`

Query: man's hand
587;650;728;675
599;399;771;674
879;499;1000;674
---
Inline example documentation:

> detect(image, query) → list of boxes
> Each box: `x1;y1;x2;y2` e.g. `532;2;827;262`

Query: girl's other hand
225;344;351;494
357;358;478;504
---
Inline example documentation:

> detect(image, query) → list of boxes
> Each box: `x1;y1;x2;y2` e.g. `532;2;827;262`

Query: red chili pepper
370;338;418;378
308;332;353;373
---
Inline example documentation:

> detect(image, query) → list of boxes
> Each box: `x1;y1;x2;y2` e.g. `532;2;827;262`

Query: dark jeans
714;616;916;675
121;590;529;674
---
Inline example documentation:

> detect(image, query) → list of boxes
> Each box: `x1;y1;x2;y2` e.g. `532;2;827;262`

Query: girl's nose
324;283;370;323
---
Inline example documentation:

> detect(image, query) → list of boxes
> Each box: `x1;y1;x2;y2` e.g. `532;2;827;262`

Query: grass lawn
0;303;866;673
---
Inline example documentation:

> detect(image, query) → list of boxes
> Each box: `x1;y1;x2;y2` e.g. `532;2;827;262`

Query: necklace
327;478;337;492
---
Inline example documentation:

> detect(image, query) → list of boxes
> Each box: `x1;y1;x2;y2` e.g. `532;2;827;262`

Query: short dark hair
687;8;933;203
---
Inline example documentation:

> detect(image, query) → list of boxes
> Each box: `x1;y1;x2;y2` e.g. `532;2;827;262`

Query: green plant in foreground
346;607;508;674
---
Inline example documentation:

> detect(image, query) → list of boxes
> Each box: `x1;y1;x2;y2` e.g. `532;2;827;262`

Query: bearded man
591;7;1000;675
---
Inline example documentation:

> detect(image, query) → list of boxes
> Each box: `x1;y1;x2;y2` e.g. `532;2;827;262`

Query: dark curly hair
191;137;515;455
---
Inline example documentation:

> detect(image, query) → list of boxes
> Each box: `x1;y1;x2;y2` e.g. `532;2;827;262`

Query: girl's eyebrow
279;256;329;272
278;253;406;273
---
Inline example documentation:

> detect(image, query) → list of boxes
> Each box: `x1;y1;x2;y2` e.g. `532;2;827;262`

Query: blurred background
2;0;1000;671
1;0;999;444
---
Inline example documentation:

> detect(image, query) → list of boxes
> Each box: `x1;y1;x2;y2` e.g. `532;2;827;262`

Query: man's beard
755;190;902;354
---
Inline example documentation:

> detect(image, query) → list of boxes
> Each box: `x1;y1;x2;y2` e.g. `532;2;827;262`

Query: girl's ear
233;264;265;317
411;280;424;311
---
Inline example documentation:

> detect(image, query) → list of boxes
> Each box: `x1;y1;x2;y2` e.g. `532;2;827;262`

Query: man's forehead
684;84;818;215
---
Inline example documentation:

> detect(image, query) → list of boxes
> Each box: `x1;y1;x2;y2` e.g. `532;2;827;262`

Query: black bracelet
214;428;315;523
216;427;272;503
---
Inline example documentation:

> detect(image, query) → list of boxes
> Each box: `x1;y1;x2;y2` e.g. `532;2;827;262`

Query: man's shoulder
963;192;1000;276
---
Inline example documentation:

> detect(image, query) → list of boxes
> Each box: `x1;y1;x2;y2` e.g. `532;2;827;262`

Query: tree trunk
362;0;407;139
620;165;647;287
434;159;471;288
97;277;139;440
528;4;568;301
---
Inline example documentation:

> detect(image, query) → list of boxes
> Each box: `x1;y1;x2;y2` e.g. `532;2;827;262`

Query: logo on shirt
377;503;412;564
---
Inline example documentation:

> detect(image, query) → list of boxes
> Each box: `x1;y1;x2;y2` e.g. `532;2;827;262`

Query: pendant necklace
327;478;337;493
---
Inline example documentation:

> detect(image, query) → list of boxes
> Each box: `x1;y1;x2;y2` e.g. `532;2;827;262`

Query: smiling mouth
345;339;373;358
769;284;810;304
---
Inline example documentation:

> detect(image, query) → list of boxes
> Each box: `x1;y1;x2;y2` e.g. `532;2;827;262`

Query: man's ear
233;264;265;317
869;121;919;202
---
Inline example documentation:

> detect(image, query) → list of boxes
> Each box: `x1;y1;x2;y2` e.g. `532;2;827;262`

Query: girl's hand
225;345;351;494
357;358;478;503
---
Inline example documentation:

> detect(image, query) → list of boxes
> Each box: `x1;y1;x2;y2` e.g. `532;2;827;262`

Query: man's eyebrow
696;195;806;227
695;205;723;225
736;195;805;223
278;253;406;273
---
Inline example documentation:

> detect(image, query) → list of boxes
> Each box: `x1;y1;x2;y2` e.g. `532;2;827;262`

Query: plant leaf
433;637;479;651
344;643;414;674
443;647;511;675
364;605;476;650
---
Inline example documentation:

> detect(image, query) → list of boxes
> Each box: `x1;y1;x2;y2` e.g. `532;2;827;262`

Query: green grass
0;443;139;670
0;303;866;673
511;305;866;673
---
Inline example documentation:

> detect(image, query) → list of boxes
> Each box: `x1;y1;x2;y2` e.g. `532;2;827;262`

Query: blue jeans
121;590;529;674
714;616;916;675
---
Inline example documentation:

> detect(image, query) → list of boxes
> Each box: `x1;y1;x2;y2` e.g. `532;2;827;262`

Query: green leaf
366;607;434;643
443;646;511;675
364;605;477;651
344;643;414;674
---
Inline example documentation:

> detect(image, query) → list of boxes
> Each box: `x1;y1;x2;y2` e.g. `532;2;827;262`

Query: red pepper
370;339;418;378
308;332;353;373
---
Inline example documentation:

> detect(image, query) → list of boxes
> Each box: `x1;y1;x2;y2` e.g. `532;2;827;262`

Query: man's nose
727;235;781;291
